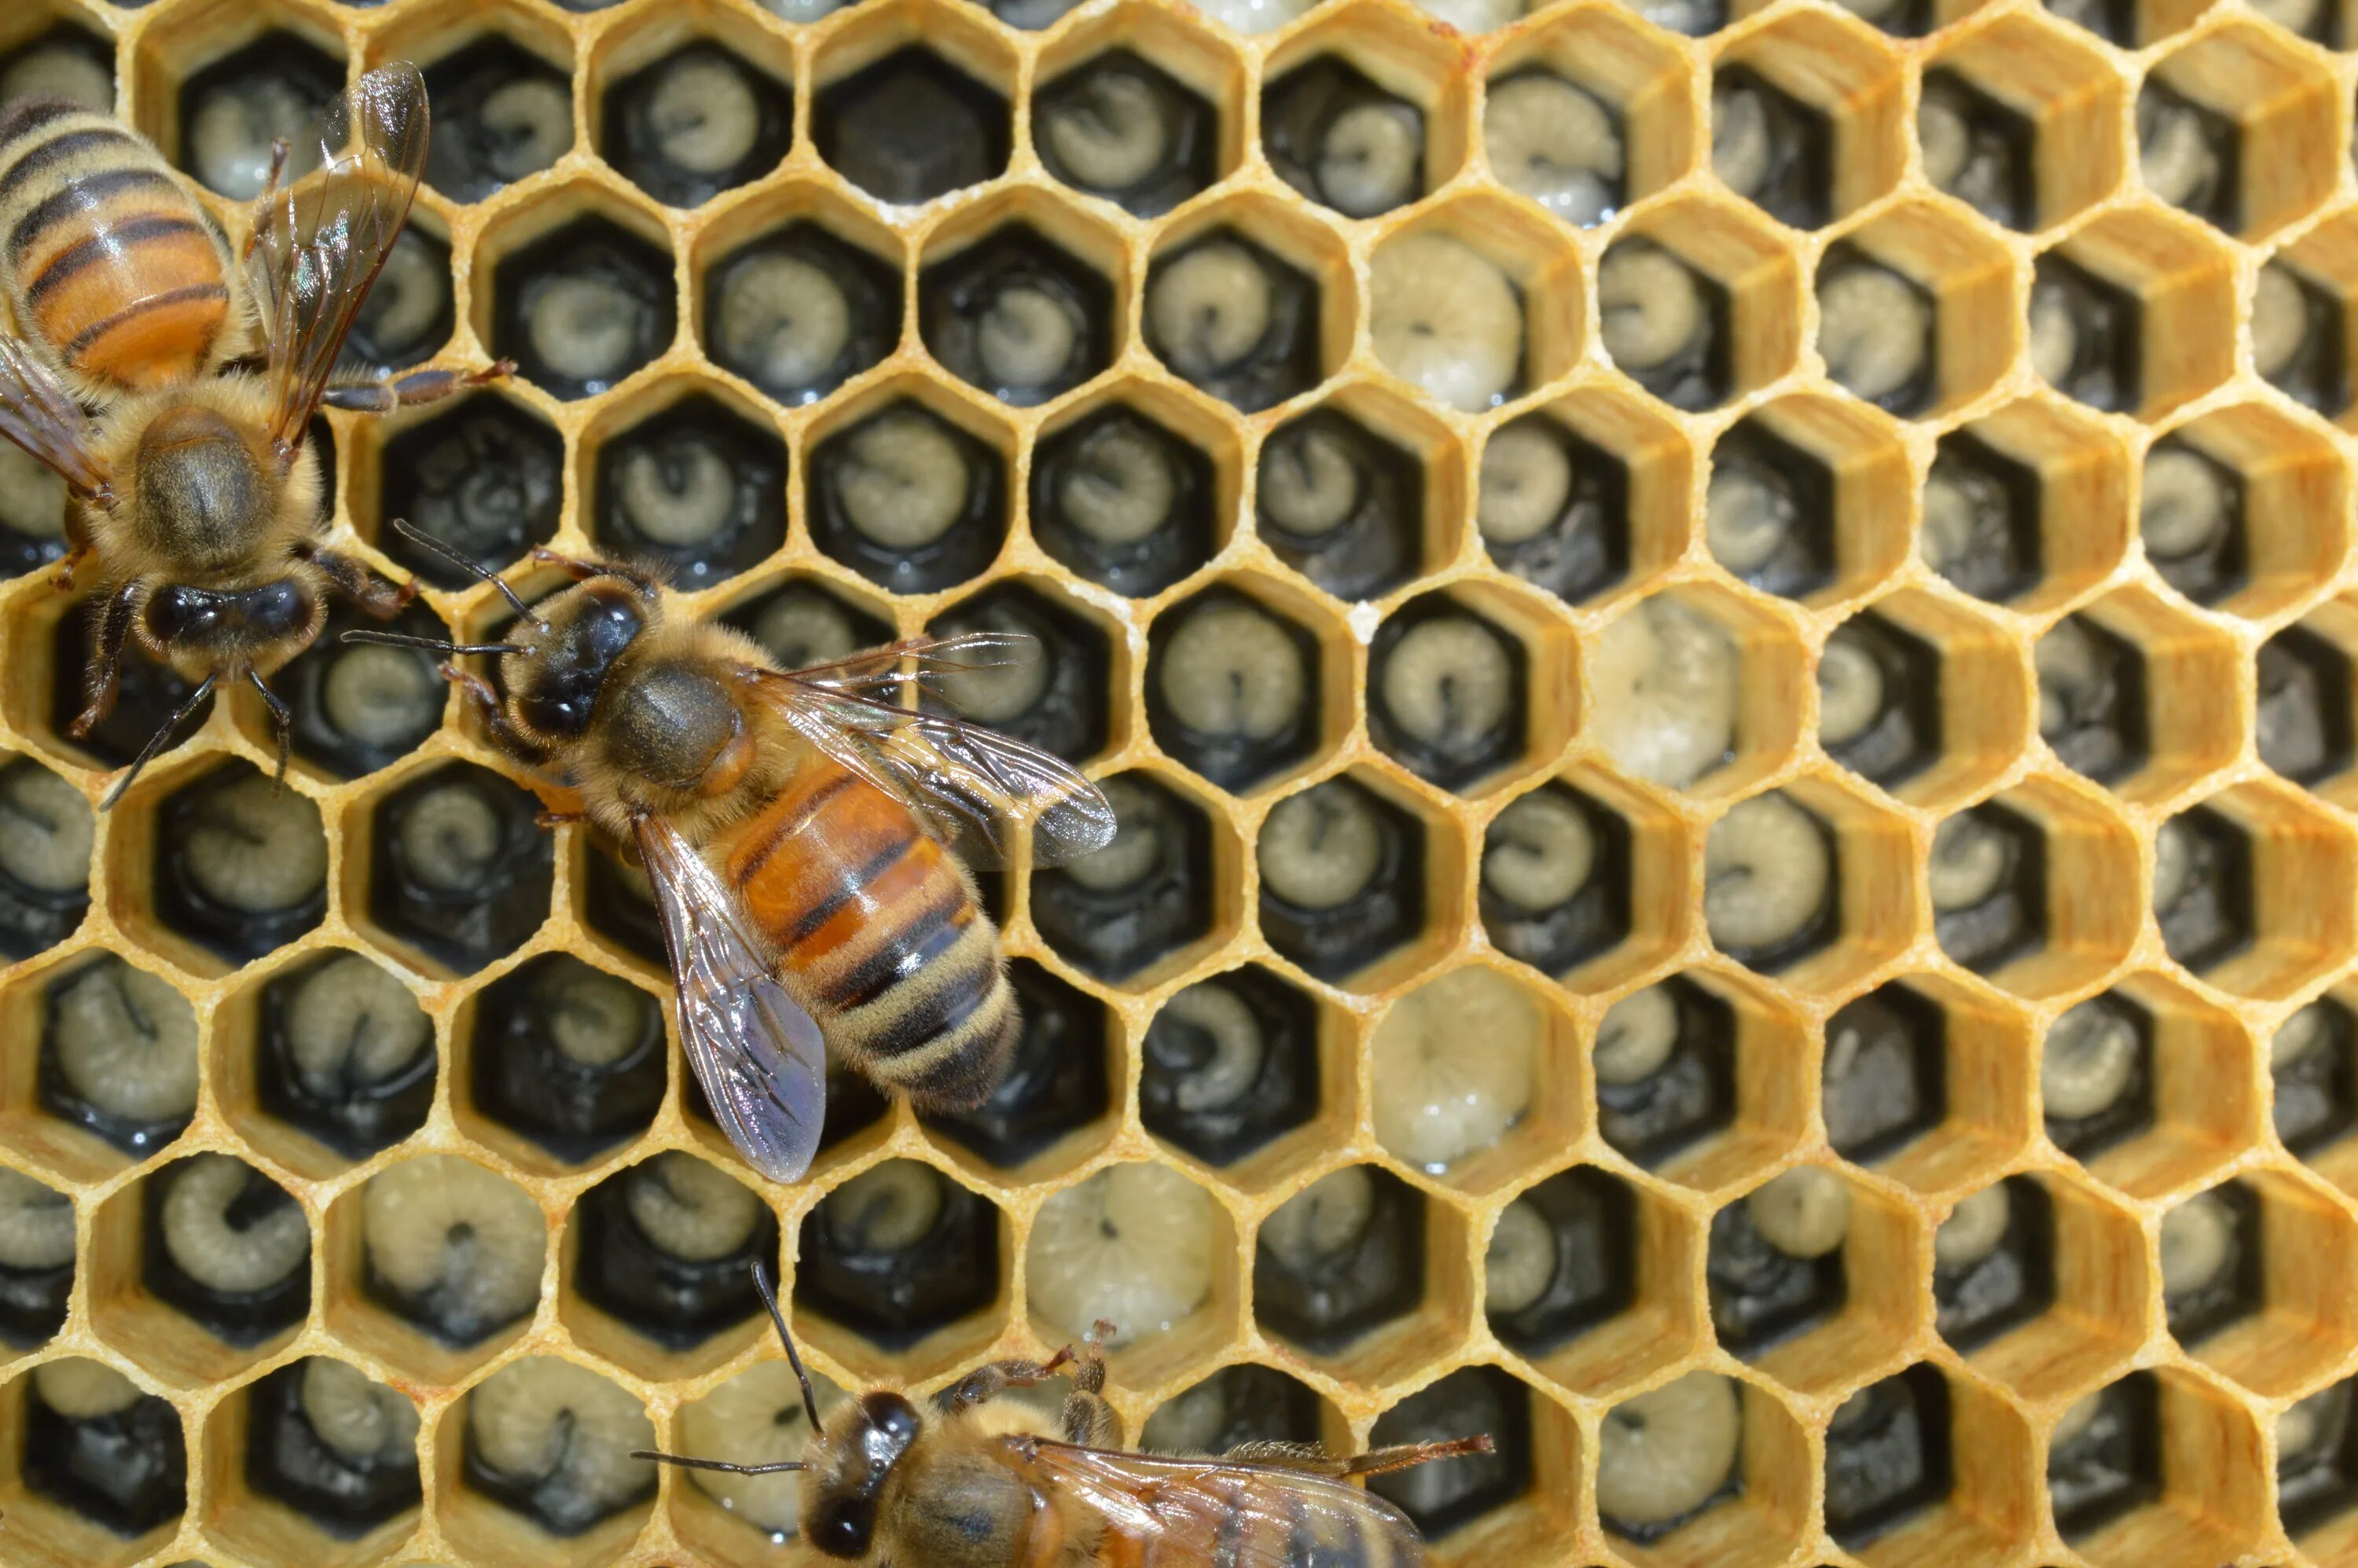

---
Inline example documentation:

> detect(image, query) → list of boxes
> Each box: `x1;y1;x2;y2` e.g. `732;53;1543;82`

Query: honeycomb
0;0;2355;1562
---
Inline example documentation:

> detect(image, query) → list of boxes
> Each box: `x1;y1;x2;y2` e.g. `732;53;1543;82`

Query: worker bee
640;1262;1493;1566
347;533;1115;1183
0;64;503;803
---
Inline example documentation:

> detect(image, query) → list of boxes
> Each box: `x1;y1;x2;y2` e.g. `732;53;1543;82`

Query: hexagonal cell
348;222;456;373
1705;1166;1851;1356
2152;805;2251;975
1929;800;2047;975
93;1154;308;1375
1595;1372;1808;1565
597;35;791;209
172;30;343;200
363;762;551;975
1922;398;2131;611
0;754;92;962
1370;966;1570;1192
805;393;1010;595
124;759;325;970
2140;24;2338;241
812;45;1011;206
1943;1172;2143;1401
1932;1176;2055;1353
795;1158;1000;1356
918;960;1113;1173
1030;398;1220;598
2172;784;2352;1000
1366;596;1528;792
2143;404;2346;617
218;1357;422;1555
1144;580;1328;795
716;579;890;679
1706;395;1909;603
0;21;113;117
919;221;1116;409
1712;13;1904;230
1141;964;1325;1172
1262;56;1428;221
2264;611;2358;799
585;390;785;589
663;1358;848;1556
272;599;452;782
2281;1384;2358;1558
1372;200;1579;417
1816;207;2015;420
567;1152;777;1363
1819;611;1942;793
2040;989;2157;1164
1;1359;185;1557
446;1357;656;1546
1254;395;1439;603
2029;212;2237;420
2048;1370;2268;1566
2045;977;2264;1199
458;953;663;1169
2037;612;2147;788
2275;996;2357;1159
337;1153;544;1372
1256;772;1434;989
1140;1363;1334;1456
1032;773;1217;985
1475;391;1684;608
1821;1365;1963;1552
1821;984;1945;1167
922;580;1111;766
1479;780;1633;982
1252;1164;1435;1368
1483;10;1693;228
248;949;435;1165
29;953;198;1162
1142;212;1334;413
1033;47;1219;218
2157;1180;2259;1349
1368;1368;1557;1549
1485;1166;1636;1357
1025;1162;1230;1385
487;209;678;401
419;30;575;204
44;593;213;773
372;393;564;587
0;1168;70;1351
699;211;903;409
1918;17;2124;233
1702;789;1840;976
1599;204;1798;413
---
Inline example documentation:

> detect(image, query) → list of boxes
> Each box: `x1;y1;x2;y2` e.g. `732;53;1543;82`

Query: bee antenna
627;1450;808;1476
751;1259;823;1433
246;670;292;795
385;518;545;627
100;671;217;810
338;630;531;657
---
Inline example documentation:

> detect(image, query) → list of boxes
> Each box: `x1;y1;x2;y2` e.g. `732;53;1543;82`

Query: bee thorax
607;662;747;793
131;404;271;570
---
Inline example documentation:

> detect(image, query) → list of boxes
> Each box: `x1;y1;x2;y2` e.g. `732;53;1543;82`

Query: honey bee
641;1262;1492;1566
349;533;1115;1183
0;65;504;803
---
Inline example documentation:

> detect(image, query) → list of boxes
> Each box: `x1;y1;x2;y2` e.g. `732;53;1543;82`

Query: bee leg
527;545;663;599
439;662;555;766
245;670;293;791
1058;1320;1122;1447
932;1346;1078;1418
1339;1437;1497;1478
319;360;516;415
49;543;89;593
243;138;292;255
68;583;139;739
305;545;415;619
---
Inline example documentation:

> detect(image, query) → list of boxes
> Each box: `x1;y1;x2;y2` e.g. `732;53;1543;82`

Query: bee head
804;1390;924;1559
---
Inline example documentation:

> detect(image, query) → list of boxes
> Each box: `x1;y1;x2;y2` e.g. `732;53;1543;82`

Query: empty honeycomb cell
0;21;112;114
487;206;679;402
1600;204;1800;413
1027;1162;1227;1380
31;953;198;1163
794;1158;1001;1362
0;1169;69;1350
1146;578;1333;794
2275;995;2358;1161
1483;8;1692;230
244;949;435;1168
412;20;576;204
717;575;894;674
274;600;454;783
87;1154;308;1380
918;960;1114;1174
4;1358;185;1551
1919;15;2125;234
449;1356;655;1544
594;29;791;211
1030;393;1222;598
2047;1370;2268;1566
2140;24;2340;242
1251;1163;1437;1372
1822;1364;1956;1551
805;391;1012;595
924;578;1113;765
2263;611;2358;803
169;28;343;200
362;762;551;976
0;442;68;581
1032;46;1219;218
1031;771;1220;984
585;388;786;589
0;754;91;961
1922;399;2132;611
1821;982;1943;1166
43;594;214;774
811;39;1012;207
1139;1362;1334;1455
1478;779;1634;982
565;1152;777;1370
1254;391;1447;603
1705;395;1909;604
340;1152;545;1371
1368;1367;1556;1548
1475;389;1688;609
1371;965;1570;1191
1592;971;1810;1192
1934;1175;2056;1355
1711;13;1904;232
2280;1378;2358;1553
2029;211;2238;420
117;760;325;972
1255;771;1439;990
919;217;1118;409
371;393;566;588
1140;965;1327;1176
696;204;904;410
2144;404;2348;619
458;953;663;1170
349;223;457;373
225;1357;422;1549
1141;201;1342;413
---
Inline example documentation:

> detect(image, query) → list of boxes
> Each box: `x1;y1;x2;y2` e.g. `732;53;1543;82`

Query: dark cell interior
0;758;92;961
795;1160;1001;1349
920;961;1111;1167
2048;1373;2162;1540
2153;806;2254;975
1478;784;1632;979
379;395;566;586
1488;1166;1636;1358
924;582;1111;766
1596;979;1739;1170
919;224;1115;407
470;954;666;1164
2042;990;2156;1161
1475;414;1630;606
367;764;552;974
49;595;213;770
814;47;1011;205
1821;982;1946;1164
490;215;678;400
1922;427;2043;604
1257;777;1426;985
1144;585;1323;793
255;953;436;1162
571;1160;777;1350
2279;1379;2358;1539
243;1359;422;1538
2162;1181;2263;1348
421;34;576;203
348;226;455;371
1144;229;1323;413
1368;597;1527;791
2257;624;2356;788
1824;1366;1955;1548
1256;406;1427;602
1140;965;1322;1166
718;578;894;673
806;401;1010;595
2275;997;2358;1157
21;1373;186;1537
590;394;788;589
38;957;194;1158
1254;1166;1425;1354
2037;613;2150;786
702;222;903;407
1918;68;2037;230
2139;438;2247;607
600;39;792;207
1262;56;1427;220
1030;403;1217;598
1140;1364;1327;1455
1934;1177;2056;1353
1712;64;1832;230
2136;79;2239;234
1032;773;1216;982
141;1157;310;1346
151;761;327;966
1929;802;2048;975
1367;1368;1533;1539
1820;613;1941;789
2257;261;2349;416
2030;252;2142;414
1706;1190;1846;1354
176;32;342;200
1033;49;1217;218
1707;417;1836;600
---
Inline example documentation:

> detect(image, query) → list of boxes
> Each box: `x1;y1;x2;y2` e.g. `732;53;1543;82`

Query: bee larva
0;1166;74;1346
1139;1364;1328;1457
2040;993;2150;1151
808;402;1008;594
421;38;575;204
1027;1162;1218;1346
574;1152;777;1349
1140;971;1319;1166
156;765;329;960
465;1357;656;1535
1482;72;1623;226
43;955;200;1151
797;1159;1000;1346
1368;609;1523;788
1596;1372;1742;1539
244;1357;423;1533
25;1357;187;1536
1257;777;1421;981
1815;253;1934;414
1920;435;2039;603
496;220;677;399
0;756;94;958
2272;998;2355;1155
1143;231;1320;412
1032;53;1212;218
1702;791;1835;968
264;951;435;1158
926;591;1104;762
472;955;667;1161
1031;774;1211;982
0;35;112;116
1369;968;1539;1173
706;226;901;406
361;1155;546;1346
2034;614;2146;783
380;396;565;585
2158;1184;2256;1345
1706;1166;1850;1350
593;397;786;586
1481;785;1626;977
602;42;792;209
678;1359;845;1539
1255;410;1422;600
1710;68;1827;229
920;229;1112;407
1597;237;1724;410
1368;233;1524;413
1148;590;1317;790
145;1153;310;1343
740;583;874;673
1030;406;1213;597
349;227;453;369
1254;1165;1424;1353
1263;58;1427;220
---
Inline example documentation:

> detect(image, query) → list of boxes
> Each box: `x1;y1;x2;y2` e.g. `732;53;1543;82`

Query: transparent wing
247;61;428;465
746;643;1116;870
634;813;827;1184
1001;1440;1428;1568
0;336;108;499
784;631;1043;703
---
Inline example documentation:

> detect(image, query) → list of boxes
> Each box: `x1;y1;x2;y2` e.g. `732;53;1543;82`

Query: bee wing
634;813;828;1184
1001;1439;1428;1566
784;631;1044;703
0;336;108;499
744;648;1117;871
247;61;429;466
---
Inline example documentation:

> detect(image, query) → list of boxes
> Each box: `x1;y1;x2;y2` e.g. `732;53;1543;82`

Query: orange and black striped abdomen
0;100;229;393
722;759;1017;1111
1088;1472;1420;1568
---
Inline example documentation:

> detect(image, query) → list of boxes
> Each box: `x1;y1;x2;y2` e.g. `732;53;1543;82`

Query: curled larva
2138;91;2220;212
1596;1372;1741;1528
1484;789;1595;913
930;622;1050;726
641;53;761;178
355;230;447;361
1060;777;1168;894
0;441;67;541
1369;233;1523;413
0;1168;74;1272
323;644;443;749
1589;597;1740;789
1477;422;1572;546
160;1155;309;1296
2033;616;2110;747
1027;1162;1217;1345
1317;101;1423;218
833;411;971;550
1148;242;1274;380
1745;1166;1850;1258
2158;1191;2235;1299
2151;815;2196;918
1710;80;1772;202
1262;1166;1374;1269
467;1357;655;1531
549;967;656;1068
394;781;506;895
1483;73;1622;226
1258;784;1383;910
1927;812;2013;912
1371;968;1540;1171
34;1358;143;1420
1816;263;1931;406
716;252;851;395
972;281;1085;395
1704;461;1795;578
1485;1199;1556;1315
1594;985;1678;1085
1378;617;1516;759
182;772;326;915
614;435;736;549
527;274;650;388
362;1155;545;1343
1040;72;1170;193
300;1358;420;1466
1916;86;1970;196
1258;422;1360;538
2139;446;2231;561
822;1159;944;1255
189;76;318;200
0;44;110;112
1056;418;1178;546
2026;274;2081;391
1151;982;1266;1114
751;589;861;672
1934;1184;2011;1271
0;759;94;897
679;1361;843;1536
50;959;200;1126
1159;600;1309;744
2252;265;2307;384
624;1153;763;1263
477;75;574;185
284;953;431;1100
1816;631;1885;749
2041;999;2139;1121
1703;792;1832;956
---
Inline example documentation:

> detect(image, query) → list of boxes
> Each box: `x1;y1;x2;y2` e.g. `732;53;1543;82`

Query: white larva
1316;101;1423;218
182;772;327;914
931;626;1050;725
2040;1000;2139;1120
1817;264;1931;406
0;442;67;540
1258;784;1383;909
1027;1162;1217;1346
1596;1372;1743;1526
362;1155;545;1337
1148;243;1275;379
1041;74;1170;193
1744;1165;1850;1258
2026;275;2081;391
160;1155;309;1295
1916;89;1971;197
1379;618;1515;758
1483;789;1595;913
1485;1198;1557;1315
751;591;861;672
822;1160;945;1254
1368;233;1523;413
527;274;648;386
624;1153;763;1263
1483;74;1622;227
467;1357;655;1520
1159;600;1309;744
1258;424;1360;538
50;960;200;1125
1371;968;1540;1171
2272;1002;2334;1068
1194;0;1319;32
835;412;971;550
2139;446;2231;560
615;440;736;549
0;759;93;895
1816;632;1885;749
1056;420;1177;545
477;75;575;184
679;1361;843;1535
1590;596;1740;790
2033;617;2108;745
716;253;852;395
189;76;318;200
358;230;446;356
395;782;505;895
1155;982;1267;1114
299;1358;420;1464
1934;1184;2012;1272
0;1168;73;1272
974;285;1082;392
1261;1165;1375;1269
284;953;432;1100
1927;813;2013;912
33;1358;143;1421
1710;81;1772;202
2158;1190;2236;1299
641;55;762;177
549;968;655;1068
2151;816;2195;917
1917;466;1984;579
1703;791;1832;954
0;45;110;112
1599;241;1704;373
1060;777;1167;894
1477;422;1573;546
1410;0;1527;32
2139;95;2220;211
1593;985;1679;1086
1704;462;1794;578
2252;265;2308;384
322;644;443;749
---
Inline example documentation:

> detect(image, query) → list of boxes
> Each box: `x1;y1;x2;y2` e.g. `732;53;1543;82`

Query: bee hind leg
68;583;138;739
1339;1438;1497;1478
933;1346;1079;1419
305;545;415;619
1059;1320;1122;1447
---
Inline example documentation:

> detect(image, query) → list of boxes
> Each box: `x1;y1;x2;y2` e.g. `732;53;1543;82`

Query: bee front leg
68;584;138;738
319;360;516;416
306;545;415;619
1058;1320;1122;1448
439;663;553;767
932;1346;1077;1419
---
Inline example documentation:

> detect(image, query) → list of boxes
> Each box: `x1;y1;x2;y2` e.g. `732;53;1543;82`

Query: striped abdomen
1094;1474;1421;1568
0;100;229;392
722;758;1017;1111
